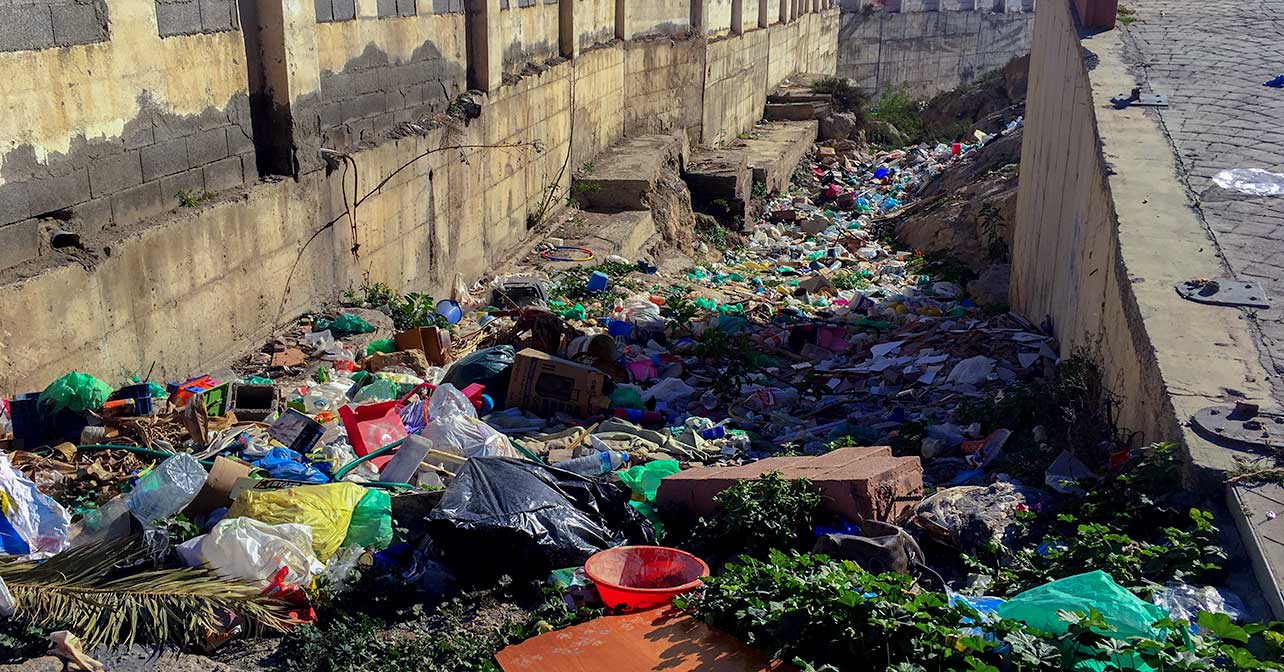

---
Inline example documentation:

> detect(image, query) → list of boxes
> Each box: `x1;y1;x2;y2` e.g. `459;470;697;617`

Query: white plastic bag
423;384;514;459
946;356;996;385
1213;168;1284;196
0;452;70;556
199;517;320;587
644;378;697;404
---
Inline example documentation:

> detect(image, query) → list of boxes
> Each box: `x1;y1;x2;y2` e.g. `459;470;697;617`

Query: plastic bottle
128;453;208;525
556;451;630;477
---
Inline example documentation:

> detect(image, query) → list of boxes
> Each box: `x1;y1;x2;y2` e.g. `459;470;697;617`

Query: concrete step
745;120;819;194
571;133;689;212
764;100;832;121
554;210;657;263
684;121;818;214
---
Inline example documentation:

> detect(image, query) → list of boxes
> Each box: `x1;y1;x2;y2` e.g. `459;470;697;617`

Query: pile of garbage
0;106;1256;669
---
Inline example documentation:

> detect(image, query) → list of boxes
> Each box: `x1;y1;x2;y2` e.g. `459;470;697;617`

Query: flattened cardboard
394;327;453;366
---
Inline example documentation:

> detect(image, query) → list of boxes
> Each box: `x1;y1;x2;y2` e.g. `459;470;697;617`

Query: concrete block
203;155;244;191
186;127;230;167
198;0;237;32
109;180;164;224
376;0;397;17
0;7;55;52
155;0;203;37
656;447;923;522
332;0;355;20
141;138;190;181
122;120;155;150
396;0;415;14
226;125;255;156
88;150;144;198
0;220;43;273
28;169;90;215
430;0;461;11
0;181;32;226
314;0;332;22
51;2;107;46
70;196;112;235
159;168;205;202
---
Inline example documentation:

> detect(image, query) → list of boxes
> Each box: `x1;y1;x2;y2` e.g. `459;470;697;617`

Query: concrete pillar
778;0;787;23
1075;0;1117;28
758;0;768;27
464;0;501;92
615;0;627;39
559;0;576;58
691;0;704;32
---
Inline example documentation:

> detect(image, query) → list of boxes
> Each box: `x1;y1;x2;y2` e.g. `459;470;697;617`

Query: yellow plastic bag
227;482;366;560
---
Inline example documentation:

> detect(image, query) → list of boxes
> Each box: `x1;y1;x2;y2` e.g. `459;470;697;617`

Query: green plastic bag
366;338;396;356
342;488;393;550
616;460;681;502
997;571;1171;671
314;313;375;337
39;372;112;414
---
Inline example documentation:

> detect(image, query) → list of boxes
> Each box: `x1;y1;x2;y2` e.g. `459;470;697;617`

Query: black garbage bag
441;345;515;405
427;457;655;581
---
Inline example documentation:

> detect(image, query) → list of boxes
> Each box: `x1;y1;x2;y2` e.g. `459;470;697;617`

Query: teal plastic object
342;488;393;550
997;570;1172;671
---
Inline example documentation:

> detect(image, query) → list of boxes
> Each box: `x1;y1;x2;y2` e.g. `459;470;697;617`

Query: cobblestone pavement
1121;0;1284;403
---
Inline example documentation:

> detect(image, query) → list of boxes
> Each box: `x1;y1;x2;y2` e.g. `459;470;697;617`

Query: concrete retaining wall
837;4;1033;96
0;5;841;393
1010;0;1270;489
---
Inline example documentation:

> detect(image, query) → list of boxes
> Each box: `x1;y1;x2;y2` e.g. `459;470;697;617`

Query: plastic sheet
421;384;513;459
228;482;367;560
1152;583;1247;625
199;517;320;587
0;452;70;556
1212;168;1284;196
427;457;655;580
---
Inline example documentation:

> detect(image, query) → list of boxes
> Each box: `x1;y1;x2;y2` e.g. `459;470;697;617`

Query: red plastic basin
584;546;709;612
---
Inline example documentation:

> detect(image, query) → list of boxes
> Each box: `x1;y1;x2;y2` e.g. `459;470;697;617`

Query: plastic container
339;401;408;466
380;434;433;483
586;271;610;292
556;450;630;477
584;546;709;611
436;299;463;324
128;453;208;525
8;392;49;448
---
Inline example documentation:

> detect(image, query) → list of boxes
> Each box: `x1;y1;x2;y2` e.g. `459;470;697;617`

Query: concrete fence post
1075;0;1116;29
464;0;500;92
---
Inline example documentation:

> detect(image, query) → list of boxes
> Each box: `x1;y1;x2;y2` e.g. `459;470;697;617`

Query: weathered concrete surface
558;210;658;260
572;133;689;211
837;6;1034;96
0;9;842;394
1117;0;1284;621
1010;0;1282;616
744;120;818;192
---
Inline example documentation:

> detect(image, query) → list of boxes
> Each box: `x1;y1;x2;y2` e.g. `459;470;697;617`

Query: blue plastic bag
253;447;329;483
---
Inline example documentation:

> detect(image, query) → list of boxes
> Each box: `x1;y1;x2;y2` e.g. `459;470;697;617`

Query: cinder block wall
0;0;840;392
0;0;254;270
836;1;1033;96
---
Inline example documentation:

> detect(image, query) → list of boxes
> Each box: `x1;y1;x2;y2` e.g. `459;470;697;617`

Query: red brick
655;447;924;523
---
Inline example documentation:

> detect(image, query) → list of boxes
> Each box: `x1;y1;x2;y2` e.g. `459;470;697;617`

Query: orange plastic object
585;546;708;612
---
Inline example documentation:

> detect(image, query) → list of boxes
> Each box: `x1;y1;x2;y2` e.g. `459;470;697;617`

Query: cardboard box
187;456;256;515
506;348;613;417
395;327;453;366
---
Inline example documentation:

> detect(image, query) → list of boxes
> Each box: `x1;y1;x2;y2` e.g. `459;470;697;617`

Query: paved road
1121;0;1284;402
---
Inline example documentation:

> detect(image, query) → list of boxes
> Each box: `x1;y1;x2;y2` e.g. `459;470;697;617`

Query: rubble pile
0;85;1266;672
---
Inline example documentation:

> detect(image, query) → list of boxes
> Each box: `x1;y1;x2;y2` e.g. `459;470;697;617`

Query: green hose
332;438;405;481
74;444;217;468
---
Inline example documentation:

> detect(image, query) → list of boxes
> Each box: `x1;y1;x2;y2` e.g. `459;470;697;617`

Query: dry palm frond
0;536;297;650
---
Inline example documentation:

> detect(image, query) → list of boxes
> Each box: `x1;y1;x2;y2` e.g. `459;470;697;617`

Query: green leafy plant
1117;4;1137;25
810;76;867;114
683;472;821;560
965;443;1227;599
867;90;925;145
176;189;217;208
830;271;869;291
751;180;770;200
